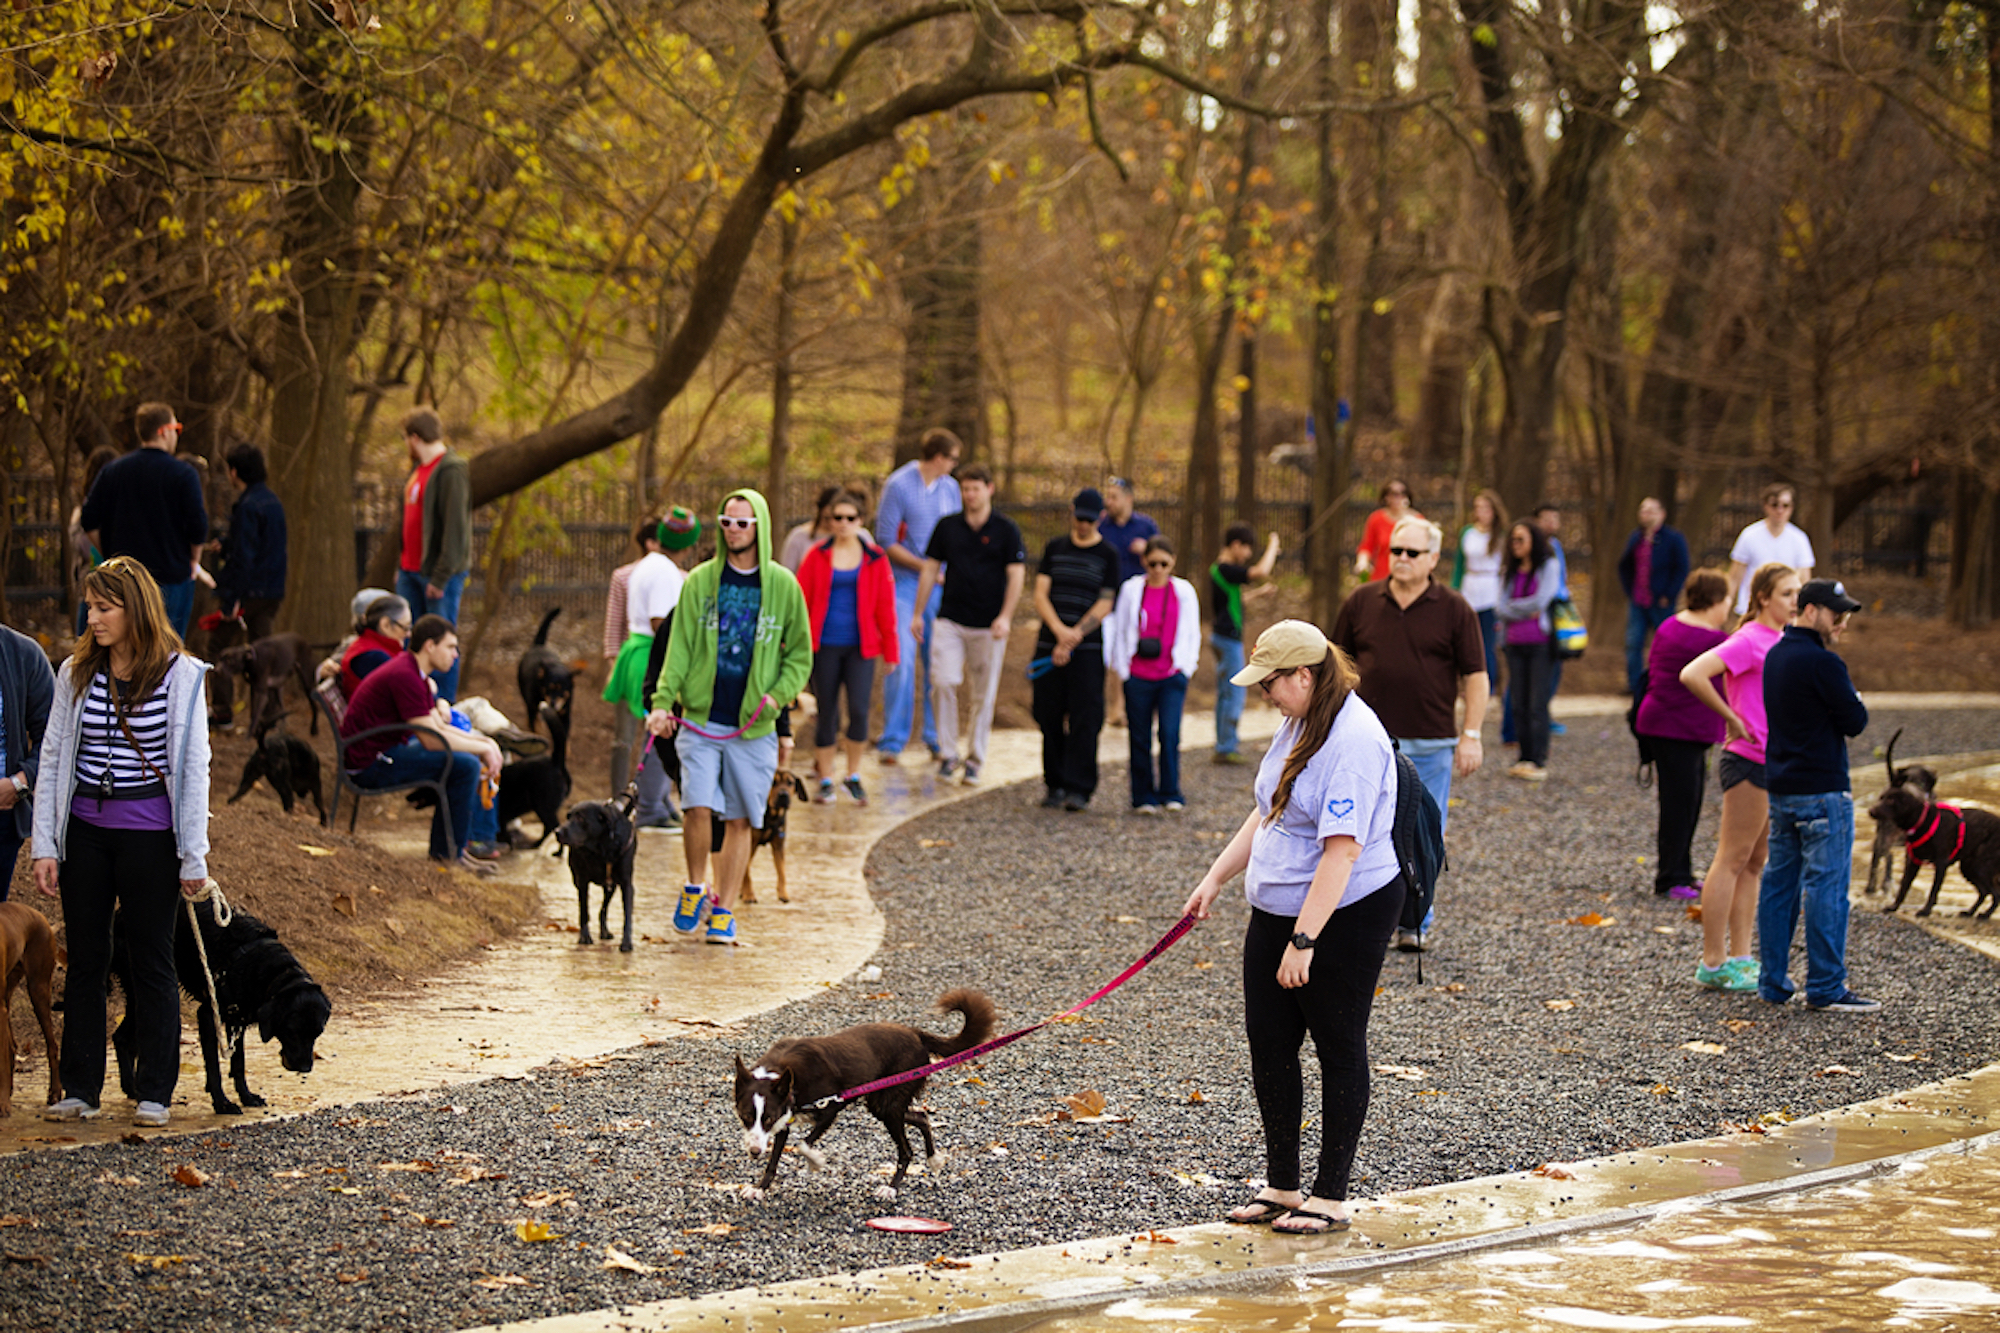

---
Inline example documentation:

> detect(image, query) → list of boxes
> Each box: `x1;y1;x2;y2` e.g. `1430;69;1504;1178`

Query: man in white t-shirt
604;516;689;827
1728;483;1815;614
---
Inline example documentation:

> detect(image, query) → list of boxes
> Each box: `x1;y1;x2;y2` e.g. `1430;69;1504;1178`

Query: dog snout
281;1041;317;1074
742;1128;768;1158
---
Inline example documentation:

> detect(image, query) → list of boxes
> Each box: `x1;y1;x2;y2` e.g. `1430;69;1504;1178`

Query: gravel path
3;709;1998;1332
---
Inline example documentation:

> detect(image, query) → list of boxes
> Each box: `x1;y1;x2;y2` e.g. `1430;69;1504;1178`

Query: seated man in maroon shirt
340;614;500;874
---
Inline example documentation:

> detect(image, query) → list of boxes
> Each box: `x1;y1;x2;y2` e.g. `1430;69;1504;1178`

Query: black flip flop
1271;1206;1351;1235
1225;1195;1300;1225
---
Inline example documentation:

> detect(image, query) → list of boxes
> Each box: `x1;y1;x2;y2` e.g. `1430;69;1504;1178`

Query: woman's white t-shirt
1246;694;1402;917
1459;526;1504;611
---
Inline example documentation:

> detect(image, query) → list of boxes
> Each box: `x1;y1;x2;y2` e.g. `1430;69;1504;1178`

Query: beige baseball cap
1231;619;1334;687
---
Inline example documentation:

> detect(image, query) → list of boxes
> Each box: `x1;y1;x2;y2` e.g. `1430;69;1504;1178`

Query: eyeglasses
1145;559;1173;569
388;620;411;634
1766;499;1793;509
1385;489;1407;499
717;516;756;530
1257;667;1298;695
829;513;860;523
1387;546;1431;559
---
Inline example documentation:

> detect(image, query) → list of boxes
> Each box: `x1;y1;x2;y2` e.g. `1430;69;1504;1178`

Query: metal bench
311;679;455;851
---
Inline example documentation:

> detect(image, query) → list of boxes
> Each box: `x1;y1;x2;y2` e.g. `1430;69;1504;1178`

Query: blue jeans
1625;603;1672;695
395;569;469;702
159;578;195;641
877;573;938;756
1757;790;1856;1006
1398;735;1457;932
352;741;479;860
1211;634;1245;754
1124;672;1188;807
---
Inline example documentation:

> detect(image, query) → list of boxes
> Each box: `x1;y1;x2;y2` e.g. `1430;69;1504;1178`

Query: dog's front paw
240;1091;267;1109
799;1146;827;1171
740;1185;766;1203
212;1098;243;1116
873;1184;899;1201
926;1151;949;1174
620;939;635;954
1916;906;1933;918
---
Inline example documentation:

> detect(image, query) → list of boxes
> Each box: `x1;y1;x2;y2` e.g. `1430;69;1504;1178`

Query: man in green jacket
396;407;474;701
647;488;812;945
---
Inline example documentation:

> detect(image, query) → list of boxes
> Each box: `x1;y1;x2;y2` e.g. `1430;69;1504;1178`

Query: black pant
1031;648;1105;798
812;644;877;748
59;818;183;1105
1650;737;1710;892
0;823;23;902
1506;641;1555;766
1243;878;1405;1201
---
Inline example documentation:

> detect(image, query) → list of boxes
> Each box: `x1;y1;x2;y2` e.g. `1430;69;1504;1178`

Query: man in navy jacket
1616;497;1690;695
213;442;289;646
1758;578;1873;1012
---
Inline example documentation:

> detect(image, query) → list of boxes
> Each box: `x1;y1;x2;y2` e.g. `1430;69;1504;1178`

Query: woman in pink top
1107;537;1202;812
1678;563;1801;993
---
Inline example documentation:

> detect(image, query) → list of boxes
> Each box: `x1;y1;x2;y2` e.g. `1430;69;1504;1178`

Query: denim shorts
1717;750;1766;792
674;728;781;827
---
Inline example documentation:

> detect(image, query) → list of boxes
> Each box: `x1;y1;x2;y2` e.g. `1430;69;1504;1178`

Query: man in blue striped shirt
873;429;962;761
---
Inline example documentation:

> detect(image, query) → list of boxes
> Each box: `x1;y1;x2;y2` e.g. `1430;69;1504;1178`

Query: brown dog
216;633;321;736
715;771;809;905
0;902;63;1118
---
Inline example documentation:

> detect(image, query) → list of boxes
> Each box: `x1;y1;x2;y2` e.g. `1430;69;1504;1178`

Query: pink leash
803;912;1200;1111
629;697;771;783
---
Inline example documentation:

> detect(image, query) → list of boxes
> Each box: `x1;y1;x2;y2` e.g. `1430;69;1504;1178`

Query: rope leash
802;911;1200;1112
183;877;243;1064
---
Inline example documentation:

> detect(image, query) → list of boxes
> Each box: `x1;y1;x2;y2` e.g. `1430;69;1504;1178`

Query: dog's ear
257;997;277;1044
733;1054;751;1085
790;775;809;801
772;1067;793;1098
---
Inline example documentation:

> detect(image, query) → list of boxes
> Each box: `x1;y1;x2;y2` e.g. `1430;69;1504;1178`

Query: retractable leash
802;911;1200;1112
1025;656;1056;681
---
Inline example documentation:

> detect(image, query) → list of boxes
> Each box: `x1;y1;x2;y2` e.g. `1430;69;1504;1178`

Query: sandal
1225;1194;1301;1225
1272;1206;1351;1235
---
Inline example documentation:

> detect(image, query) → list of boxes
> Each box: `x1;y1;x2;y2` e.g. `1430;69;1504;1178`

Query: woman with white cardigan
1107;536;1202;813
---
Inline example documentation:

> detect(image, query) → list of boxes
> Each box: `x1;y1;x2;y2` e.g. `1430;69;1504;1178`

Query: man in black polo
1757;578;1874;1012
80;402;209;638
913;465;1026;786
1331;515;1488;951
1031;488;1121;811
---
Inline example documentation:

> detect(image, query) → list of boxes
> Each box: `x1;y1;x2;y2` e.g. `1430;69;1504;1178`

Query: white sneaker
134;1101;170;1128
44;1097;101;1121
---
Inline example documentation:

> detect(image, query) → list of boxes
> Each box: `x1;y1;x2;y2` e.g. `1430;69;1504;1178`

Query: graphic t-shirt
709;564;763;727
1210;562;1249;640
1035;536;1121;652
400;456;442;574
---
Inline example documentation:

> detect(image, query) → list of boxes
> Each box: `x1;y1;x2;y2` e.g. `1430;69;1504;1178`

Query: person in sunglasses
1331;517;1487;951
1106;537;1200;813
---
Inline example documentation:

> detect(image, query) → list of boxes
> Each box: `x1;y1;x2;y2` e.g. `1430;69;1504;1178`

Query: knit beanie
659;506;701;552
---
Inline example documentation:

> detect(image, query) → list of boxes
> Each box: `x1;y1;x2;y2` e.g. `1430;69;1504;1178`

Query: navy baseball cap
1797;579;1861;615
1073;487;1106;520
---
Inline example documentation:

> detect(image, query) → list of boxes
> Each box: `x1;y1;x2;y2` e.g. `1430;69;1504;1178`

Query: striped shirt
75;672;172;793
875;461;961;568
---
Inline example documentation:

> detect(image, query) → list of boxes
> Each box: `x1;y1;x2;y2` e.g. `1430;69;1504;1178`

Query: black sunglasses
1387;546;1431;559
1145;558;1173;569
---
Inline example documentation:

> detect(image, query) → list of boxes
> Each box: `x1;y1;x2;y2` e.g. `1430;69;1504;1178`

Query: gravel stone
2;708;1996;1330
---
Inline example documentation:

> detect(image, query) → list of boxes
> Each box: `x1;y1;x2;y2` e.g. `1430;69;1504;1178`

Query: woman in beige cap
1182;620;1405;1235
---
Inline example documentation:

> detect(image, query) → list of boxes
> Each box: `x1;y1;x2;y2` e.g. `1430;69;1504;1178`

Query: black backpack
1390;748;1447;951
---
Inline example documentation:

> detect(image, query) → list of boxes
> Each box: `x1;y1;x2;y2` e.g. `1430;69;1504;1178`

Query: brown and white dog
0;902;63;1117
733;988;996;1201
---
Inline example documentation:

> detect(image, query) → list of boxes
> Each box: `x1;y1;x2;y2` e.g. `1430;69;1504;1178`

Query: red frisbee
865;1216;953;1234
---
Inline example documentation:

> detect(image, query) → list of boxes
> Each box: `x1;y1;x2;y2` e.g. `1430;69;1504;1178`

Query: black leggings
812;644;876;748
1243;878;1405;1201
1506;641;1555;766
60;818;183;1105
1650;737;1710;892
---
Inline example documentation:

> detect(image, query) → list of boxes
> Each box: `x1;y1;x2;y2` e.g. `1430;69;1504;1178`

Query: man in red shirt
340;615;500;874
395;408;473;701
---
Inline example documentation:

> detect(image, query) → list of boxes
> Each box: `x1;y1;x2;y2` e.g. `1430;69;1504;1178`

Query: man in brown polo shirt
1332;516;1489;950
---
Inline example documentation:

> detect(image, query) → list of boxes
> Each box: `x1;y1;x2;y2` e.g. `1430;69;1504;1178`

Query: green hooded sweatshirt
650;488;812;739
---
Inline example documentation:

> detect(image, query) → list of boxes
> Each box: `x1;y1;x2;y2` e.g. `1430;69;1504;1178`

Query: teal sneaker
705;909;737;945
1696;960;1756;993
1723;956;1761;991
672;884;711;936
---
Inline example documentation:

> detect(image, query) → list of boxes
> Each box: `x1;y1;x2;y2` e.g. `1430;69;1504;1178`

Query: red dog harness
1905;800;1966;866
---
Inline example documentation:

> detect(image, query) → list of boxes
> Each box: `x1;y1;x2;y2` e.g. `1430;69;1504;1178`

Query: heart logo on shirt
1326;798;1354;819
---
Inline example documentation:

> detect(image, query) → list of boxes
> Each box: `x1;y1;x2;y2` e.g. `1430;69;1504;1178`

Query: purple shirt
1634;616;1728;744
1632;533;1654;608
71;790;173;832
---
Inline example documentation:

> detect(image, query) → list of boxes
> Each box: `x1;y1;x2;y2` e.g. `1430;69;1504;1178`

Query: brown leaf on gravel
331;892;356;917
3;1252;47;1266
1721;1019;1756;1034
376;1161;437;1173
1684;902;1703;921
1134;1230;1179;1244
127;1253;187;1268
474;1273;531;1288
1533;1163;1576;1179
1680;1041;1727;1055
0;1217;38;1229
1566;912;1614;927
1061;1089;1107;1118
520;1189;573;1208
929;1254;973;1268
602;1245;658;1273
1815;1065;1859;1077
298;844;336;857
335;1270;368;1284
171;1164;210;1188
1544;999;1576;1012
681;1223;738;1237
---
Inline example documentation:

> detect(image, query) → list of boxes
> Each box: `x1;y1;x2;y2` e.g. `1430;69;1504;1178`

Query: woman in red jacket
797;491;900;805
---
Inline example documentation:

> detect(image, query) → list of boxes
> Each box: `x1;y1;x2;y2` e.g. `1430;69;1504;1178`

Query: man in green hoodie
647;488;813;945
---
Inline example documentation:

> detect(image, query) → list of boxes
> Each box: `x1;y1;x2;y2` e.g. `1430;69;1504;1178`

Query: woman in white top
1106;537;1201;813
1182;621;1404;1236
32;556;211;1128
1451;489;1508;694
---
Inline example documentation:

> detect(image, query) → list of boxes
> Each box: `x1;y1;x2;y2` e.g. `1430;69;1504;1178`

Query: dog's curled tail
925;988;997;1058
534;606;562;645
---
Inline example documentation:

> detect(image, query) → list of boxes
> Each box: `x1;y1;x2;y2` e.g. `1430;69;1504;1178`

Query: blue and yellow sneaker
705;908;737;946
672;884;711;936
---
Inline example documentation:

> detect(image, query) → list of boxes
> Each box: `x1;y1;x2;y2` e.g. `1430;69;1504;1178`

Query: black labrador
111;898;332;1114
553;796;637;951
517;607;575;734
227;723;325;819
497;704;571;848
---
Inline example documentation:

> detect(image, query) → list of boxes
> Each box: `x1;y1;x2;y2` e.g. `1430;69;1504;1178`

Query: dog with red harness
1869;786;2000;919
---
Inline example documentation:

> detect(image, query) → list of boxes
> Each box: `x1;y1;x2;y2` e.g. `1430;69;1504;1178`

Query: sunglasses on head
1387;546;1430;558
717;516;756;530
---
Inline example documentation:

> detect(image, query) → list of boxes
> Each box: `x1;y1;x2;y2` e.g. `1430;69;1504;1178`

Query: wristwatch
1290;930;1317;951
9;773;26;797
1463;729;1482;740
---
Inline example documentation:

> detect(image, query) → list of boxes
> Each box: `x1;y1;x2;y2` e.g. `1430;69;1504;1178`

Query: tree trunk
1236;334;1259;531
767;212;800;508
1307;0;1349;632
893;123;984;467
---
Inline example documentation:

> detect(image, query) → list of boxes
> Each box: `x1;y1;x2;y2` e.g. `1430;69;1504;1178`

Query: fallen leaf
1653;925;1677;935
1111;915;1140;924
331;892;356;917
0;1217;36;1229
127;1253;187;1268
1443;982;1466;992
376;1161;438;1174
2;1253;47;1266
271;1170;308;1179
1887;1053;1925;1063
1651;1083;1675;1096
1060;1089;1107;1118
520;1189;573;1208
1721;1019;1756;1034
1544;999;1576;1012
929;1254;973;1268
1816;1064;1859;1077
1685;902;1703;921
602;1245;658;1273
298;844;336;857
514;1220;560;1243
329;1187;362;1196
335;1270;368;1284
475;1273;531;1289
918;838;955;848
1533;1163;1576;1180
171;1165;210;1188
680;1222;737;1237
1186;1089;1207;1104
1566;912;1614;927
1134;1230;1179;1244
1681;1041;1727;1055
1374;1064;1428;1081
412;1215;454;1228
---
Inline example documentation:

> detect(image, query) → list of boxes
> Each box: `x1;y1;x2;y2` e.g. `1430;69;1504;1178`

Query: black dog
1865;728;1938;897
111;898;333;1115
733;988;996;1201
1869;787;2000;918
216;633;321;736
497;704;572;848
518;608;574;734
552;795;637;951
227;723;325;819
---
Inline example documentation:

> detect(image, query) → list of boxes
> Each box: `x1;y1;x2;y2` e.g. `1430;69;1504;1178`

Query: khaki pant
930;618;1005;767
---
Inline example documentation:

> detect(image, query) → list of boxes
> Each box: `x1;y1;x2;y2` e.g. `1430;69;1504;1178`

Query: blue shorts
675;728;781;827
